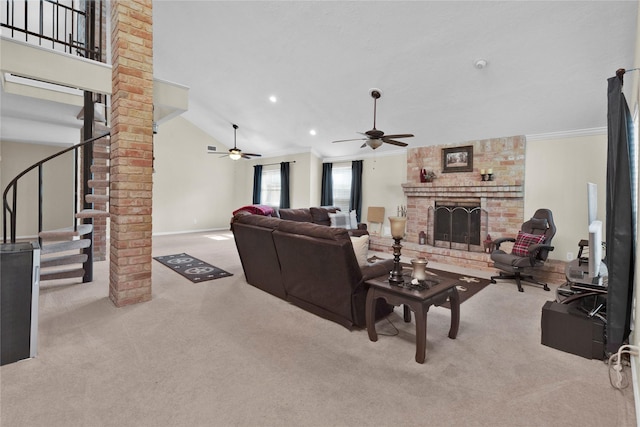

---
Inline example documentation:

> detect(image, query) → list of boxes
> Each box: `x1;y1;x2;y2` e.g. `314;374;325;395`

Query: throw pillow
329;212;352;229
512;231;546;257
349;210;358;229
350;234;370;267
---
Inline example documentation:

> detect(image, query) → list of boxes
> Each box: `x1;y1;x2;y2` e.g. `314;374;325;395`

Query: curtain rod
616;67;639;84
258;160;296;167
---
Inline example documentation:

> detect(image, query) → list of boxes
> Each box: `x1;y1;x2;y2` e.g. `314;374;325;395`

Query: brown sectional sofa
231;208;394;329
271;206;368;236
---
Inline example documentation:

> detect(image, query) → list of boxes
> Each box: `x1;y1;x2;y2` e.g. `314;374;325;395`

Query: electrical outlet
566;252;574;260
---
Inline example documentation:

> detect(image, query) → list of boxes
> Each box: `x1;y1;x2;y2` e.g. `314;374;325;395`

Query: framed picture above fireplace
442;145;473;173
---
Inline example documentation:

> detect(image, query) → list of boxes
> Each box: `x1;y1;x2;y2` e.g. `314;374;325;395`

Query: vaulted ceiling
2;1;638;159
152;1;638;158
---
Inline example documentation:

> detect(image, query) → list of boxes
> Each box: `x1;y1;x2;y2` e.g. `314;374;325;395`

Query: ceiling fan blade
383;134;414;139
360;142;367;148
242;153;262;158
383;139;409;147
332;138;367;143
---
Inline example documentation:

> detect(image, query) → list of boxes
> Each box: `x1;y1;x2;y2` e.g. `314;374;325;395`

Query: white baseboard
152;227;230;236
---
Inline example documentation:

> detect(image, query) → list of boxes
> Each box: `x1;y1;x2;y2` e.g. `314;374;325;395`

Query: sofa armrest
349;229;369;237
361;258;394;281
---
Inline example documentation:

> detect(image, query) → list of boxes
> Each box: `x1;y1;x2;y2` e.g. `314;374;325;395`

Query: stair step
88;179;109;189
41;268;85;281
93;151;110;159
41;253;88;268
85;194;109;204
41;239;91;255
94;122;110;133
39;224;93;240
90;164;110;174
76;209;110;219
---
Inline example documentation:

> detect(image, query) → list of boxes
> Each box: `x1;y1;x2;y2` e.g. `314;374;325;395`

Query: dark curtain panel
321;163;333;206
252;164;263;205
605;75;635;353
350;160;363;221
280;162;290;209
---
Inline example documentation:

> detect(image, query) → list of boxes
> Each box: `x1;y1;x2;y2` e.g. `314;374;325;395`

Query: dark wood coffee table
365;274;460;364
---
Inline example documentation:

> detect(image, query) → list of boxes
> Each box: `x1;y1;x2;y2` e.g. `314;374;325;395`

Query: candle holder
388;216;407;285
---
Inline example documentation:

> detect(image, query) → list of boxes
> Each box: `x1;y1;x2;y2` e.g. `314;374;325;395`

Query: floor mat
154;253;233;283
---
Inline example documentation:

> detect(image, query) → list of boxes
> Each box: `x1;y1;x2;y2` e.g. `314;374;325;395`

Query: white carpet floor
0;230;636;426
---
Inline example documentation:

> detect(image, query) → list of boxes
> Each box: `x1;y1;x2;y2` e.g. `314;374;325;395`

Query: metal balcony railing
1;0;106;62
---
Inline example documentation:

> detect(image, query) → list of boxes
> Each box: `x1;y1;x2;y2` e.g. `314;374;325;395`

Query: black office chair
490;208;556;292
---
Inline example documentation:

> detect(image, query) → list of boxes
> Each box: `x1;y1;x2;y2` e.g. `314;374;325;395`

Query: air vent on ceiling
207;145;216;152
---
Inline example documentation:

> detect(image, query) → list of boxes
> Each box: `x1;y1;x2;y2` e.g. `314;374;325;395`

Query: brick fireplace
403;181;524;251
368;135;565;284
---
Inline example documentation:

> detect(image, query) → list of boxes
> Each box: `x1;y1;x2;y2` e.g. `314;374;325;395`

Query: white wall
0;140;74;239
524;133;607;261
360;152;407;234
152;116;236;233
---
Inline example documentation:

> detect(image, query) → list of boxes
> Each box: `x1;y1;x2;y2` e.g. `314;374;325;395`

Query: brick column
109;0;153;306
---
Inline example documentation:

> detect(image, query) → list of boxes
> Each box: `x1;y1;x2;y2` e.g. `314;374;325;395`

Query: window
332;164;352;212
260;167;281;208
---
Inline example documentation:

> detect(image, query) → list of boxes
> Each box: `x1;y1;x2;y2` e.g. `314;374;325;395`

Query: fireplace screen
428;203;488;252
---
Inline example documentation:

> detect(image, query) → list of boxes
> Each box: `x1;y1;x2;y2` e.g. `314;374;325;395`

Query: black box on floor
541;300;605;360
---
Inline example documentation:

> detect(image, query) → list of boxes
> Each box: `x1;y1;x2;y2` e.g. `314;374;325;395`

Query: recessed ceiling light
474;59;488;69
309;129;317;136
269;95;277;103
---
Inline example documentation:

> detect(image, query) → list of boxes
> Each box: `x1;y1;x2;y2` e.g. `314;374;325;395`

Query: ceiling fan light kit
331;89;414;150
220;124;262;160
367;139;383;149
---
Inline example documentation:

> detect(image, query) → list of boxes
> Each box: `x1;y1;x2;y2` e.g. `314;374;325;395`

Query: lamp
229;150;242;161
388;216;407;285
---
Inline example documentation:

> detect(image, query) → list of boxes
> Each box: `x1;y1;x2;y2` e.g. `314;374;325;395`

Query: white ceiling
2;1;638;158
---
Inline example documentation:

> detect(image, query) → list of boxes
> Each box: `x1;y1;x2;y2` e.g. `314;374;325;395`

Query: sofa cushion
329;210;359;229
350;234;369;266
349;210;358;229
277;219;351;242
278;208;313;223
310;206;340;226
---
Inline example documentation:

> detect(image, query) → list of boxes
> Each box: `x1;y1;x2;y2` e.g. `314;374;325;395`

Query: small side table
365;274;460;364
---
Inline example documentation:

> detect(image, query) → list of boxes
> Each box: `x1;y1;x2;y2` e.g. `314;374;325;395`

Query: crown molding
322;147;406;163
526;127;606;141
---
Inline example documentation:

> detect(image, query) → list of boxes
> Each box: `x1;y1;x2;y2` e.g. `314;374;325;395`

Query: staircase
3;126;111;284
43;125;110;283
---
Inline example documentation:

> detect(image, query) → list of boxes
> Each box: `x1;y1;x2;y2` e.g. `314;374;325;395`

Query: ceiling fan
331;89;414;150
221;124;262;160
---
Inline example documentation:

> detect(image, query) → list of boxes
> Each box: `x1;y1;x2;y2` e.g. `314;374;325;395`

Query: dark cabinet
1;242;40;366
